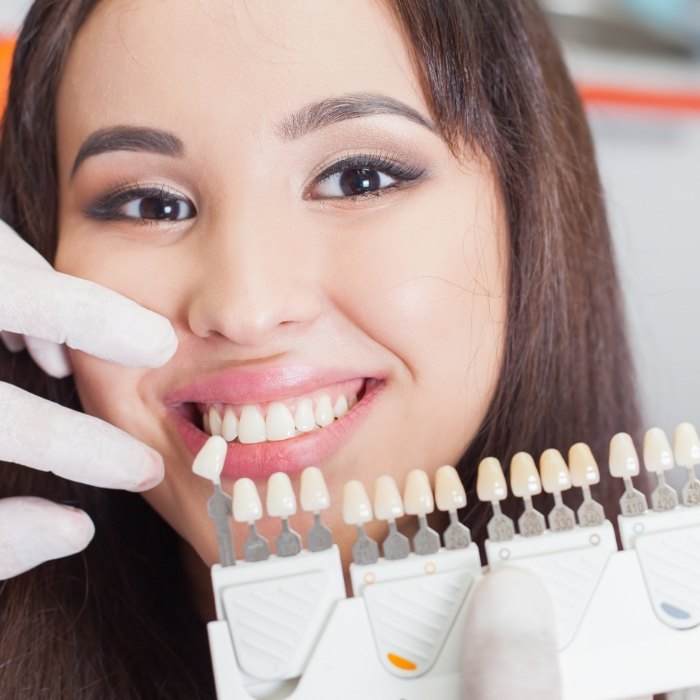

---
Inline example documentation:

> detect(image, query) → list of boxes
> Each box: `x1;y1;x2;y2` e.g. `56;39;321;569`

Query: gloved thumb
460;566;561;700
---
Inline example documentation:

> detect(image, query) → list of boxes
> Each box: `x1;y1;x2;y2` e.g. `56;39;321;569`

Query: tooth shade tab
509;452;542;498
232;478;263;523
192;436;228;483
568;443;600;487
343;480;373;526
266;472;297;518
540;449;572;493
609;433;640;478
300;467;330;512
477;457;508;502
435;465;467;511
643;427;675;473
374;475;405;520
674;422;700;467
403;470;435;516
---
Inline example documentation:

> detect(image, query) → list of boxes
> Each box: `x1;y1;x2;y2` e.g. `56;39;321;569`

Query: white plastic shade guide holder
609;432;648;516
212;547;346;684
350;547;482;678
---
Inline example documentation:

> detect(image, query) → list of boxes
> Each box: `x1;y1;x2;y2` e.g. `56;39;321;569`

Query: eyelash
82;153;426;224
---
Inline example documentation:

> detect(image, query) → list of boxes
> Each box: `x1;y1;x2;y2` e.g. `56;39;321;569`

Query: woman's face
54;0;507;576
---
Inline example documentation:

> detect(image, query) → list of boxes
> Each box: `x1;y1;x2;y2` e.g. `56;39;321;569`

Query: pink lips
163;366;383;480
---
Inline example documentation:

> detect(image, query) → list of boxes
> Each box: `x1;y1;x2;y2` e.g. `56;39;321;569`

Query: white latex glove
461;567;562;700
0;219;178;580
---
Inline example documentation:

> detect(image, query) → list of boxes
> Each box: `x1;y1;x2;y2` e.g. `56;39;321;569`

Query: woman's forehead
55;0;430;169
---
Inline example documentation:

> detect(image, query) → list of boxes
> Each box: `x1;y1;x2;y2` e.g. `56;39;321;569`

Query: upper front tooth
208;406;222;436
221;407;238;442
295;398;316;432
333;395;349;418
314;395;334;427
266;402;295;441
238;405;266;444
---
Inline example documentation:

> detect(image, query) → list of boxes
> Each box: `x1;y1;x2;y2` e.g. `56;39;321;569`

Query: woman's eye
121;195;194;221
314;167;400;198
84;186;197;223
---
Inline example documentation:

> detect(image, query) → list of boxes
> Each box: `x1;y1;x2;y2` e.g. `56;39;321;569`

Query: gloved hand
461;567;562;700
0;219;178;580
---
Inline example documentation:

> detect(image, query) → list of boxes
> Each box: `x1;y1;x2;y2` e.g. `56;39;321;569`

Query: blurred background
0;0;699;442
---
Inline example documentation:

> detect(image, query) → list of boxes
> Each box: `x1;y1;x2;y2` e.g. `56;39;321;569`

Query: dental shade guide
194;426;700;700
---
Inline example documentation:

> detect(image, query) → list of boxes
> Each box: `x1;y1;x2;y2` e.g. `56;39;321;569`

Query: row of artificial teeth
202;393;358;443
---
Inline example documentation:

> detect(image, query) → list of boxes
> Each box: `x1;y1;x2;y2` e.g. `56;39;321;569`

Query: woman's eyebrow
277;92;437;140
70;126;184;179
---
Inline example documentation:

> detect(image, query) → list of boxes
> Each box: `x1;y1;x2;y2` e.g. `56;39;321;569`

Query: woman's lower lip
167;382;382;480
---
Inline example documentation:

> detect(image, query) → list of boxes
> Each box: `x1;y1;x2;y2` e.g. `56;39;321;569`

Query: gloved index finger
0;260;177;368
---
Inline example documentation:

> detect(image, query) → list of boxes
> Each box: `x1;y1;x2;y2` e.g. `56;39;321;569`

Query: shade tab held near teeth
232;478;263;523
477;457;508;502
300;467;330;512
374;475;405;521
192;436;228;483
266;472;297;518
509;452;541;498
673;422;700;467
568;443;600;487
435;465;467;511
403;470;434;516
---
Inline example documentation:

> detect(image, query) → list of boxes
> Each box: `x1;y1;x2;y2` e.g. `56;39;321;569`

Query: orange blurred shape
0;37;15;117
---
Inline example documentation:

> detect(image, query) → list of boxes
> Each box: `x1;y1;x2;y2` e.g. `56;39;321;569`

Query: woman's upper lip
162;365;378;406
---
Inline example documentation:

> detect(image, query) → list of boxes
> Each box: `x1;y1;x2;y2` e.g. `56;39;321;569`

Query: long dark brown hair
0;0;639;697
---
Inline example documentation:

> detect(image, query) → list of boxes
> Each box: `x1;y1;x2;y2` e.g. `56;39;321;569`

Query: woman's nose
186;216;324;348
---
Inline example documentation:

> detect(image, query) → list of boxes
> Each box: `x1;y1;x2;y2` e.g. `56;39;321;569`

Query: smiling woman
0;0;638;698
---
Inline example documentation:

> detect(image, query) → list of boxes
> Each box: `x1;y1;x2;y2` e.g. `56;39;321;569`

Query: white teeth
232;478;263;522
374;475;405;521
192;435;228;483
300;466;330;512
295;398;316;433
343;480;373;525
476;457;508;502
221;408;238;442
568;443;600;487
238;406;266;444
509;452;541;498
208;406;222;437
403;469;435;516
314;395;334;428
265;402;296;441
539;449;571;494
435;465;467;511
333;395;349;419
643;427;674;473
609;432;640;478
673;422;700;467
266;472;297;518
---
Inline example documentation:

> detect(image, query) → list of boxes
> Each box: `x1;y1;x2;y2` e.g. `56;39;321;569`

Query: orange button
0;37;16;117
387;652;417;671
